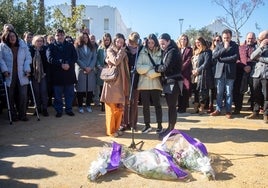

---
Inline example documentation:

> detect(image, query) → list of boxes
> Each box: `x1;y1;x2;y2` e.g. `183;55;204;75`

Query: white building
56;4;132;40
206;19;238;40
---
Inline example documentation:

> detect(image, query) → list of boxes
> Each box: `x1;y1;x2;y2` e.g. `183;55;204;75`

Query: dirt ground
0;96;268;188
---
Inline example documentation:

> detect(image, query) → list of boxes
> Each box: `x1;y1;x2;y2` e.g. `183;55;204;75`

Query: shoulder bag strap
147;52;157;66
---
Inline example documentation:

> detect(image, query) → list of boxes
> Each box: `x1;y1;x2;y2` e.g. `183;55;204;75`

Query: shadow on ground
121;128;268;143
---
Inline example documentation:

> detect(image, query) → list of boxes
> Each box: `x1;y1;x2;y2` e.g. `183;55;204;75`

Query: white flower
88;145;113;181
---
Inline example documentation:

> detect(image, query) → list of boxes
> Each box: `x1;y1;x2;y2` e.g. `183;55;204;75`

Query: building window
104;18;109;30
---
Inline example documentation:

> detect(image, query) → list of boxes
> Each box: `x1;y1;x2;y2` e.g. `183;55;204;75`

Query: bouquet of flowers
87;130;214;182
87;141;132;181
156;130;215;180
123;148;188;180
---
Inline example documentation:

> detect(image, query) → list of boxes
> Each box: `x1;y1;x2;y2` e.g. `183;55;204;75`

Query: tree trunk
71;0;76;32
71;0;76;8
235;29;240;45
39;0;45;34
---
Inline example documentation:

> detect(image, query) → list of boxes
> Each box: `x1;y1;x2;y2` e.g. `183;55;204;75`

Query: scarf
33;49;45;83
127;44;138;55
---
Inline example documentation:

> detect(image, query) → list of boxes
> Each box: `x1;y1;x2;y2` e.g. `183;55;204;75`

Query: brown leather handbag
100;65;118;83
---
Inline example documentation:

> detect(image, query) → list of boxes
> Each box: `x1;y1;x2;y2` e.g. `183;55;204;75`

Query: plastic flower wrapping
156;130;215;180
87;141;132;181
122;148;188;180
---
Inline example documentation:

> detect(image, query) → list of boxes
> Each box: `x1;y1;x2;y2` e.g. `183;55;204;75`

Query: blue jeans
53;85;74;113
216;74;234;113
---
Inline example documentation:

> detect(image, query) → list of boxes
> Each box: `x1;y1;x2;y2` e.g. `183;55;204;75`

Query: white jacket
0;39;32;86
136;47;162;90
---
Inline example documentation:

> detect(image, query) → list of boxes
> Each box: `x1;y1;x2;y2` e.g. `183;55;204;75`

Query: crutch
3;80;12;125
29;79;40;121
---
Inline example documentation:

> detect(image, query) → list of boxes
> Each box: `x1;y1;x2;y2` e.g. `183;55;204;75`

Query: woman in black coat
156;33;182;139
192;37;214;114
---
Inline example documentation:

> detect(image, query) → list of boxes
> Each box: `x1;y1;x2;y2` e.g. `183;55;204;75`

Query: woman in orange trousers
100;33;130;137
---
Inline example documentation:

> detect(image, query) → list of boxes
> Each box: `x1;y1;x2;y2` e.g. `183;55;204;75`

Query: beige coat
100;45;130;104
136;47;162;90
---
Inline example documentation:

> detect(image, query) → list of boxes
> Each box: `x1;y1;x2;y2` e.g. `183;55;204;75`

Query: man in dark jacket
46;29;77;117
210;29;239;119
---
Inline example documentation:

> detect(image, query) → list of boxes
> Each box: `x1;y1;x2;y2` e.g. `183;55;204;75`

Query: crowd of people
0;23;268;139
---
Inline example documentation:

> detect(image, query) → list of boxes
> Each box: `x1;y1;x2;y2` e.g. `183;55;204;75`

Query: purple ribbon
155;148;188;179
107;142;122;171
163;129;208;156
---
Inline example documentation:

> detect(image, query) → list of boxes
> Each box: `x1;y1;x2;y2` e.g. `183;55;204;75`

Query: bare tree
212;0;264;44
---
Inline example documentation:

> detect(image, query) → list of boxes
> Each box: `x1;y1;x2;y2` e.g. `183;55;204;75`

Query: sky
44;0;267;40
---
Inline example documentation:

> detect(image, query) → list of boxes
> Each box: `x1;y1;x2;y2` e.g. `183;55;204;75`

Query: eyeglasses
214;39;220;42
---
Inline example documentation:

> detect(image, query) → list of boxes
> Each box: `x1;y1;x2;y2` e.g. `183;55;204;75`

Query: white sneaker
78;107;84;113
86;106;92;113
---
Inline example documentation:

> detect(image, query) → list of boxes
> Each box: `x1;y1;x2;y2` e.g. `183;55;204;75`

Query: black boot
158;124;174;140
142;123;151;133
156;122;163;134
42;109;49;117
101;102;105;111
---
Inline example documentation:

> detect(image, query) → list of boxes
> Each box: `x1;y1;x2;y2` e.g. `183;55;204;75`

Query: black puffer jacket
157;41;183;81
